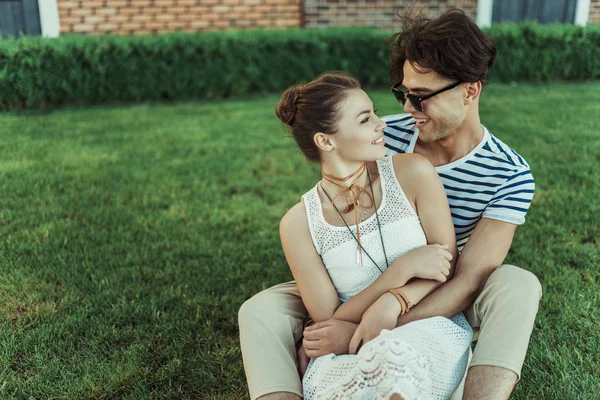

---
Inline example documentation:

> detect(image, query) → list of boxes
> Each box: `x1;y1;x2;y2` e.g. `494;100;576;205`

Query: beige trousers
238;265;542;400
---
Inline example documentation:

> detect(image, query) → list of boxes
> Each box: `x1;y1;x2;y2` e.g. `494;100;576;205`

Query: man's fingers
302;338;321;350
305;323;335;339
304;320;331;331
305;349;322;359
303;329;320;340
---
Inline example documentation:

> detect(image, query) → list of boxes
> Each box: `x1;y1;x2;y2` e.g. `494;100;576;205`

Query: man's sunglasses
390;81;462;112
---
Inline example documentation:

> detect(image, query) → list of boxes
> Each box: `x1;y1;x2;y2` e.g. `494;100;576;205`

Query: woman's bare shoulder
280;201;309;236
390;153;437;183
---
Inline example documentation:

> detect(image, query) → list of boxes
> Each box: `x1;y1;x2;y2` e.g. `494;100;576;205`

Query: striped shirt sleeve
482;166;535;225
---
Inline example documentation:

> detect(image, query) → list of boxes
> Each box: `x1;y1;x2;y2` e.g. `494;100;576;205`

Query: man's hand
349;292;402;354
302;319;358;358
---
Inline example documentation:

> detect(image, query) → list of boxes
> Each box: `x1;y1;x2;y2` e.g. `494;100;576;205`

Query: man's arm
302;218;516;358
396;217;517;326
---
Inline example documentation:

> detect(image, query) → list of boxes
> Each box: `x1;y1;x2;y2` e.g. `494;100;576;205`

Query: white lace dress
301;156;472;400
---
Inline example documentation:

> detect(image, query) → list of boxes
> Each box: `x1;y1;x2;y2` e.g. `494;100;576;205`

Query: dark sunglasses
391;81;462;112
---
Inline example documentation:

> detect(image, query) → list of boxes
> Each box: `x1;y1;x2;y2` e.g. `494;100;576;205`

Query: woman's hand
404;244;453;282
348;292;402;354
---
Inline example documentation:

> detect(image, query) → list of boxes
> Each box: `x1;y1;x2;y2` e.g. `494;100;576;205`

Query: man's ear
464;81;482;105
314;132;334;153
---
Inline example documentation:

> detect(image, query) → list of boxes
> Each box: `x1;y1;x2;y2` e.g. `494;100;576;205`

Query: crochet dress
301;156;472;400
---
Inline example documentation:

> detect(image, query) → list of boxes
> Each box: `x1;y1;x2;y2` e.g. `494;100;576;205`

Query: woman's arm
280;202;340;322
348;154;458;352
387;153;458;306
331;154;455;323
331;244;450;323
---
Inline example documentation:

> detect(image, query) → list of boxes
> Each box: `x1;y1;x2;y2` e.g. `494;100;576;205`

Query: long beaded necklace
321;167;389;273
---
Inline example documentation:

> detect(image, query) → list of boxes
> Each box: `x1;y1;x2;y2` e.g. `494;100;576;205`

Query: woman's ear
314;132;334;153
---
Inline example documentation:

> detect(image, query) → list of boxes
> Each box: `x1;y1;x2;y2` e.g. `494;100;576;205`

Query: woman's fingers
442;263;450;276
439;249;453;261
432;244;453;260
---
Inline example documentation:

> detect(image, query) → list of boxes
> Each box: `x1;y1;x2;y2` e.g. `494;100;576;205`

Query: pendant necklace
321;167;389;273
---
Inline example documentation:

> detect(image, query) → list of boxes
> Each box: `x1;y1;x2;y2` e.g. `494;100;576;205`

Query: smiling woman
239;71;472;400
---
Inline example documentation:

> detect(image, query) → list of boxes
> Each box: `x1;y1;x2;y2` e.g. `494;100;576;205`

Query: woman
276;72;471;399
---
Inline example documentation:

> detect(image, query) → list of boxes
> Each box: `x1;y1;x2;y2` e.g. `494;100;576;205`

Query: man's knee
476;264;542;322
258;393;302;400
238;296;258;331
488;264;542;302
238;292;281;333
238;284;307;339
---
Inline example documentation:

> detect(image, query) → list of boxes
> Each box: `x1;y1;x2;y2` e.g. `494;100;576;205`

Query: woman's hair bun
275;85;302;126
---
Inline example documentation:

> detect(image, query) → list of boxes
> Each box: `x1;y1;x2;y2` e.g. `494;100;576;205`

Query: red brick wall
57;0;302;35
55;1;599;36
303;0;477;29
590;0;600;23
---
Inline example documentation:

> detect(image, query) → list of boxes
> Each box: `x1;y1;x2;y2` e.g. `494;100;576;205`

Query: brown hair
275;72;360;163
389;9;496;86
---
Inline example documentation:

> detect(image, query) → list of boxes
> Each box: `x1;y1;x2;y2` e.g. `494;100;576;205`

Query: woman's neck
321;160;367;184
319;161;374;204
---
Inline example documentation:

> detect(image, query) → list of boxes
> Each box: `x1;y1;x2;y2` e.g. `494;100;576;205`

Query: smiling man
239;9;542;400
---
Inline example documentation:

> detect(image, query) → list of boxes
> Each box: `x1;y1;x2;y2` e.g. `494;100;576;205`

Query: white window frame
38;0;60;38
575;0;590;25
476;0;493;27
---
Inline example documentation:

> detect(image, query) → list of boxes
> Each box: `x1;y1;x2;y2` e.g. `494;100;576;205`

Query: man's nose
402;98;416;113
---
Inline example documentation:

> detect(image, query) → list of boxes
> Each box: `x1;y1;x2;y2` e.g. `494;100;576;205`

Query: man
239;9;542;400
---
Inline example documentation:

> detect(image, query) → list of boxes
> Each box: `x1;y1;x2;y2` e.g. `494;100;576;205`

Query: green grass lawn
0;82;598;399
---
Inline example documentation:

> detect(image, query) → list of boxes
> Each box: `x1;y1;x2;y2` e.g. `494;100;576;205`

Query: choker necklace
321;167;389;272
321;163;374;214
321;162;372;266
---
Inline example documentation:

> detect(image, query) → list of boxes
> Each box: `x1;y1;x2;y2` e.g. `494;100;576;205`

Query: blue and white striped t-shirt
383;114;535;251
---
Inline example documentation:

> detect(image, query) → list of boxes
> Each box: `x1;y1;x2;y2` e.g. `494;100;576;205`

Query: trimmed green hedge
0;24;599;109
490;23;600;81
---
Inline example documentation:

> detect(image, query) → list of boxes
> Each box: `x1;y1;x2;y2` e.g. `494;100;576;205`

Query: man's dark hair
389;9;496;86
